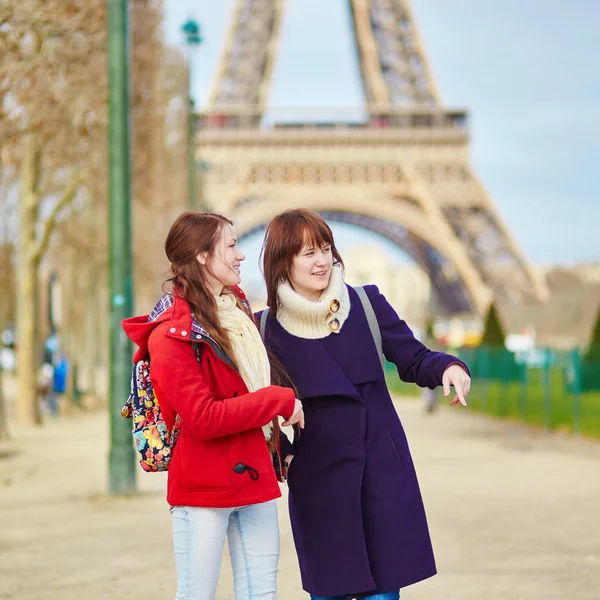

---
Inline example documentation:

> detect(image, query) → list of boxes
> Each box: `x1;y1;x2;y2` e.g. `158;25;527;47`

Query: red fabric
122;293;296;508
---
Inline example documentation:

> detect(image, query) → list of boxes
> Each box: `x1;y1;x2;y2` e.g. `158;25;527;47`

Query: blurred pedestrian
38;362;56;416
52;354;68;415
422;386;438;413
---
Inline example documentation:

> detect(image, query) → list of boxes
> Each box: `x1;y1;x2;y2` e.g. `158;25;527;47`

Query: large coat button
328;318;340;332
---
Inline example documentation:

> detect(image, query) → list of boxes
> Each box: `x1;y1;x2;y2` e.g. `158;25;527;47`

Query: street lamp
107;0;136;495
181;18;202;211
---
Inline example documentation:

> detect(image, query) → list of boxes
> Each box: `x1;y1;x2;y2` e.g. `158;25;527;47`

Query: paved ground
1;397;600;600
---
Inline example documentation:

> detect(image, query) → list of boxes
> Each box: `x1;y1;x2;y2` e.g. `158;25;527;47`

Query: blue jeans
310;593;399;600
171;500;279;599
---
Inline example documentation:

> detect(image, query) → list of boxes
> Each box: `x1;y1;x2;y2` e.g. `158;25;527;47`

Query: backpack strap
259;307;270;340
354;286;385;372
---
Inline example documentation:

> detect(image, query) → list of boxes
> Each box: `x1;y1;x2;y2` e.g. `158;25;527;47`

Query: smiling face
288;239;334;301
262;209;345;313
198;223;245;295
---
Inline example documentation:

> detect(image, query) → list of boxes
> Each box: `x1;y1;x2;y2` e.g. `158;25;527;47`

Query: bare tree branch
34;172;81;261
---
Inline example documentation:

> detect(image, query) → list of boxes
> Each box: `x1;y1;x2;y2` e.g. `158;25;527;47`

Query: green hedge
459;348;600;440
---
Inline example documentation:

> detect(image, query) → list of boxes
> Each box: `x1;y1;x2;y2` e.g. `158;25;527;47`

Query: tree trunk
0;368;10;440
81;197;99;408
16;135;42;426
0;244;13;440
81;255;99;407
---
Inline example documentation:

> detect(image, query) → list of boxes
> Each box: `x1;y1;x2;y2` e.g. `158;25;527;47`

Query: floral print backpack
121;357;183;472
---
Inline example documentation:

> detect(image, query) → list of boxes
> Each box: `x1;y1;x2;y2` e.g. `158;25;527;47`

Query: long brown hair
163;211;239;365
165;212;289;452
261;209;344;316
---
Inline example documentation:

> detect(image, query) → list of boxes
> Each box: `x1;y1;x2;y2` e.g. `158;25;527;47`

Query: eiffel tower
196;0;549;315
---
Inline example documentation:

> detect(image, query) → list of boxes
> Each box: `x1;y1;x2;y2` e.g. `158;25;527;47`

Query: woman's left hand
442;364;471;406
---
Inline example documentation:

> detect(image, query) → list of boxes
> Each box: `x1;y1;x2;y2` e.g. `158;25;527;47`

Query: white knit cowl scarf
215;293;273;440
276;264;351;340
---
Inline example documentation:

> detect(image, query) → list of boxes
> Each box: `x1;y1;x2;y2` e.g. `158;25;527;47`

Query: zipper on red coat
194;339;241;380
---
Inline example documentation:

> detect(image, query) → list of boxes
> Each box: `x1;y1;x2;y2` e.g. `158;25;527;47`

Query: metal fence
455;347;600;439
385;348;600;440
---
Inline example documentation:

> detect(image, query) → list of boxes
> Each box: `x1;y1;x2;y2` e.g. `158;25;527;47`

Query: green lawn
385;365;422;398
386;377;422;398
385;364;600;440
467;369;600;440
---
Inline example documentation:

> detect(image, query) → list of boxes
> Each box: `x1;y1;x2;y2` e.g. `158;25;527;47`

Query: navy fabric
258;284;468;597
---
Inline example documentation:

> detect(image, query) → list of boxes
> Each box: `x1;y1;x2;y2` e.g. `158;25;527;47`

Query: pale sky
163;0;600;276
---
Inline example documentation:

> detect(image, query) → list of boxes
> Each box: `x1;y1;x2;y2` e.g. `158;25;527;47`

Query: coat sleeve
364;285;470;389
279;427;295;457
253;309;296;457
148;328;296;440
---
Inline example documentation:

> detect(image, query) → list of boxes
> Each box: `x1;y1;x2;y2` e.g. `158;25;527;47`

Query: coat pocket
177;436;232;490
385;426;405;472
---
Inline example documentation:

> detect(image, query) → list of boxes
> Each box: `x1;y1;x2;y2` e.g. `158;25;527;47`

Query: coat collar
147;293;240;372
149;287;253;344
149;293;211;343
264;287;383;403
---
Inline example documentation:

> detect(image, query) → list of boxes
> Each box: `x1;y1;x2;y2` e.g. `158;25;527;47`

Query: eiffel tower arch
196;0;549;315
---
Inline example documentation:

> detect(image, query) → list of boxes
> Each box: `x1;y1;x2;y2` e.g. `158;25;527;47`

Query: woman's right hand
282;398;305;429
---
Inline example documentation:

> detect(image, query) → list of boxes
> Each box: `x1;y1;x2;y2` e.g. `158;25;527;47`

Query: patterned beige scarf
215;293;273;440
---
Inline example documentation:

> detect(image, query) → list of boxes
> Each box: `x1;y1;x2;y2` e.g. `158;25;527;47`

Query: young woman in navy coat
257;209;471;600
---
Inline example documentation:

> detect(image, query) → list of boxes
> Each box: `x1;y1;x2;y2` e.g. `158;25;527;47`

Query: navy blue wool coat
257;285;468;598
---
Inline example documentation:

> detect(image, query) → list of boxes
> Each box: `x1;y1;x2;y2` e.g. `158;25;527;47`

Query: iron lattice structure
197;0;548;315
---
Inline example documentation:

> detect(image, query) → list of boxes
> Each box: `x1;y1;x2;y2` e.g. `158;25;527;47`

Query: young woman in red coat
122;212;304;600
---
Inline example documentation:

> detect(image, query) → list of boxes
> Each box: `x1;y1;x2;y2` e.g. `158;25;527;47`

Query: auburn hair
261;209;344;316
163;212;244;367
164;212;285;451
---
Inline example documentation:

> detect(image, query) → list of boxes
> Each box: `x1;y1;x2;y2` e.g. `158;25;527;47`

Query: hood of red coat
122;311;170;363
121;287;250;363
122;292;192;362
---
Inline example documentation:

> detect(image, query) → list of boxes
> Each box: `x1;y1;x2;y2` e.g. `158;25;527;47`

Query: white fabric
215;293;273;440
276;264;350;340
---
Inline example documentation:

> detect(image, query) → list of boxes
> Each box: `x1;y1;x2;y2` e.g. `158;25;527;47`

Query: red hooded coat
121;289;296;508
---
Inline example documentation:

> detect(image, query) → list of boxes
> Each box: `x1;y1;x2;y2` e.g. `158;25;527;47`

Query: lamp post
181;18;202;211
107;0;136;495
